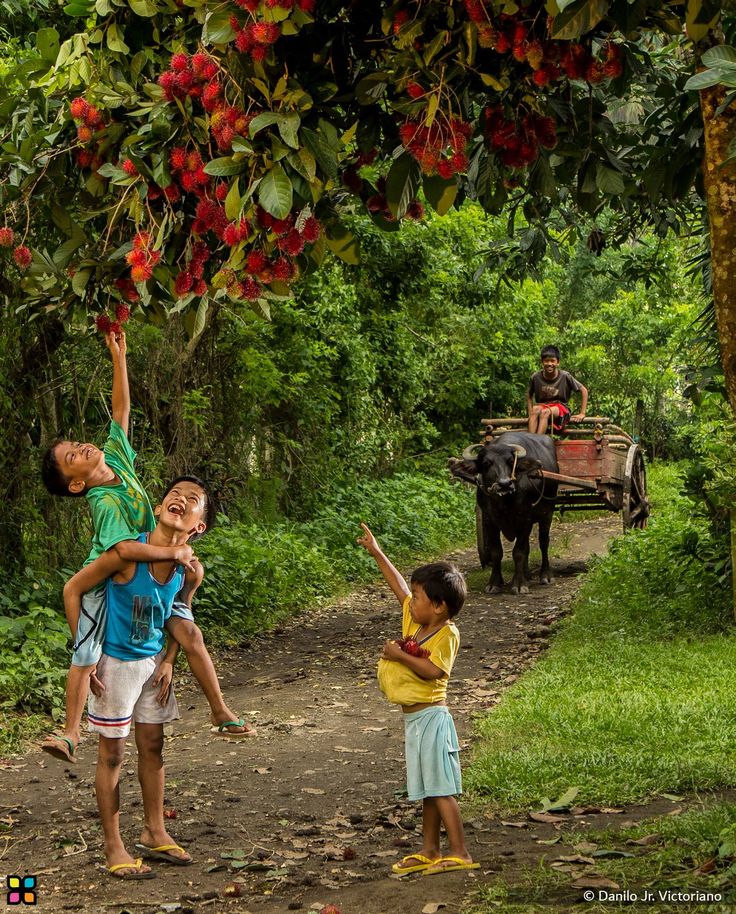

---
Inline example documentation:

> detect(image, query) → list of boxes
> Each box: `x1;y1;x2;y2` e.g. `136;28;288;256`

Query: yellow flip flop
135;843;193;866
108;857;155;879
391;854;441;875
422;856;480;875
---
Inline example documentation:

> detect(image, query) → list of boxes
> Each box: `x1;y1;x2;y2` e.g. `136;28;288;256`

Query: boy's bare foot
41;733;78;764
210;712;257;737
136;826;192;865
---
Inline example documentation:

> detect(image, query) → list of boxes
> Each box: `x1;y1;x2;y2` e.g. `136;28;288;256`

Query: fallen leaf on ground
666;807;683;816
360;727;388;732
697;857;717;875
254;767;271;775
627;834;662;846
571;876;620;890
529;812;566;825
536;837;561;846
591;849;635;859
500;821;527;828
302;787;326;795
555;855;595;865
422;903;447;913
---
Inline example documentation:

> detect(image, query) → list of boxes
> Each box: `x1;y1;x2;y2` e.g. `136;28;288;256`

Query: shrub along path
0;515;682;914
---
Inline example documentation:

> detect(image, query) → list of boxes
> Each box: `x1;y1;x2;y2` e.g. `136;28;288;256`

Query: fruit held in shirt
397;638;429;658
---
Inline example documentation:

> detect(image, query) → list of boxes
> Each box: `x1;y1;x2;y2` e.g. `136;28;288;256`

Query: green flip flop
41;734;77;764
211;718;257;738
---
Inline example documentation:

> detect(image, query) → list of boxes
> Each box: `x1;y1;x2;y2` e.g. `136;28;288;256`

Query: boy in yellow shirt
357;523;479;876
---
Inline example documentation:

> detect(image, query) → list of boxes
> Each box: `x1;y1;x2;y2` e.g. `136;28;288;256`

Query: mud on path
1;516;645;914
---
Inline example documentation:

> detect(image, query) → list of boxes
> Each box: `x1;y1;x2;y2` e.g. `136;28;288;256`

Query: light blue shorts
168;601;194;623
71;583;106;668
404;705;462;801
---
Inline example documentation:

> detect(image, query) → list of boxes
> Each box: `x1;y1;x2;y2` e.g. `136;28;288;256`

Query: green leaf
106;24;130;54
302;125;338;180
225;180;241;221
257;163;293;219
72;269;91;298
355;72;389;105
551;0;610;39
277;112;301;149
203;9;237;45
684;69;730;91
385;152;421;219
184;296;209;342
423;175;458;216
325;224;360;264
701;45;736;68
423;30;447;66
596;164;625;195
36;28;60;61
128;0;158;15
203;157;247;177
249;112;281;138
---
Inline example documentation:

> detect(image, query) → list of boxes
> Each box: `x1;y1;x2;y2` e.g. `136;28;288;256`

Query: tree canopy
0;0;727;333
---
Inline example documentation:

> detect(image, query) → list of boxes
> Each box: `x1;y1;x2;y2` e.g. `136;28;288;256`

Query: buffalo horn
509;444;527;458
462;443;483;461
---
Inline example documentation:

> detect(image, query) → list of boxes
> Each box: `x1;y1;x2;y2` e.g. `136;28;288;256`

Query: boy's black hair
410;562;466;618
162;475;216;538
41;442;84;498
541;345;561;360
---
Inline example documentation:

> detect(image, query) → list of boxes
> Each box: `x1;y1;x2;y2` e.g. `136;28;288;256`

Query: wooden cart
479;416;650;530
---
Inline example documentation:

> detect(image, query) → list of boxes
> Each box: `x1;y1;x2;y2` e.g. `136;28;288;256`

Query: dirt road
1;517;622;914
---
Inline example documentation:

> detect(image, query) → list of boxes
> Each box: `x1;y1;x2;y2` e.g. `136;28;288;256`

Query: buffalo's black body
450;432;559;594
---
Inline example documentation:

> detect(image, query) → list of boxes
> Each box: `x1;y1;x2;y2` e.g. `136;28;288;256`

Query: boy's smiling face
54;441;106;493
156;481;207;539
541;355;560;378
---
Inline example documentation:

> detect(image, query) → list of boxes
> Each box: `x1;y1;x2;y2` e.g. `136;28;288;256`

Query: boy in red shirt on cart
527;345;588;435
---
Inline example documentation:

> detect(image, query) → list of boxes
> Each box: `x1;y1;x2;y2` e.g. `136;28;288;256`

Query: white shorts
87;651;179;739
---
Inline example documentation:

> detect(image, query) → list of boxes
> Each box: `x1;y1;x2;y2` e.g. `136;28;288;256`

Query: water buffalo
449;432;559;594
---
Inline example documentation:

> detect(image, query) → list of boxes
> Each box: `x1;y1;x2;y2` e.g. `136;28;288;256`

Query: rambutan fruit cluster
114;277;140;303
0;230;32;270
208;104;255;153
399;117;471;178
485;106;557;169
396;637;430;658
70;97;105;144
174;241;211;298
463;4;624;87
94;302;132;335
158;51;219;102
125;231;161;283
231;16;281;61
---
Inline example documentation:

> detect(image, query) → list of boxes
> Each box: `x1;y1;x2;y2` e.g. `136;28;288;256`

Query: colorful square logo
6;875;37;905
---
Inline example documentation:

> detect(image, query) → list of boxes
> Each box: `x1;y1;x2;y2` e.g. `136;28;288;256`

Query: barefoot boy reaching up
357;523;479;877
63;477;213;877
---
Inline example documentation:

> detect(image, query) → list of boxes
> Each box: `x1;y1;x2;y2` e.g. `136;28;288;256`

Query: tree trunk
700;84;736;617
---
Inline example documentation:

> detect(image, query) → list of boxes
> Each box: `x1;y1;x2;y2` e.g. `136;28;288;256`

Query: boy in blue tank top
62;476;212;879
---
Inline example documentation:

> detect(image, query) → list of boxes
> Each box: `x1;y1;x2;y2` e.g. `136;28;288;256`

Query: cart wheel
622;444;650;531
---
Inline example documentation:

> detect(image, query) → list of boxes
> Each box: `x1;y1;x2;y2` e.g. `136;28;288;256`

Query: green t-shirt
84;421;155;565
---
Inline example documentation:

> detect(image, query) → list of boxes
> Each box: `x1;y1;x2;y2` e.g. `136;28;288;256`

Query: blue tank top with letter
104;534;184;661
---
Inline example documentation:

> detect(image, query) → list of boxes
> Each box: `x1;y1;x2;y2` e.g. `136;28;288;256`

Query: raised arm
106;329;130;436
63;550;126;637
356;523;410;606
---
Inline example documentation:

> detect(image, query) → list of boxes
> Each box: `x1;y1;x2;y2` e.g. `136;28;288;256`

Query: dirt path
2;516;634;914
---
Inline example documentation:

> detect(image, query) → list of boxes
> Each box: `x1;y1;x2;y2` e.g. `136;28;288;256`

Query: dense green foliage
467;463;735;811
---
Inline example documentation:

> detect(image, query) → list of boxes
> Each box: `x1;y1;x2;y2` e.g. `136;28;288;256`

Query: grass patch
464;803;736;913
466;463;735;811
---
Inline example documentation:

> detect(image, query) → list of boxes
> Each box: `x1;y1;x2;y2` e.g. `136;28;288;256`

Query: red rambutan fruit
0;227;14;247
95;314;112;333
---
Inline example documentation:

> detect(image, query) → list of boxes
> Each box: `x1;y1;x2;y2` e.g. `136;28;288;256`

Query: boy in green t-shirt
41;331;254;764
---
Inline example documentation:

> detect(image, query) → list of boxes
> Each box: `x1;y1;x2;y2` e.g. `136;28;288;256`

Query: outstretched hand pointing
356;522;379;553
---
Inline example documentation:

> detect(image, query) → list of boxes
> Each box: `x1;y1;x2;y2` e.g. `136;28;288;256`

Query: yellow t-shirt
377;594;460;707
